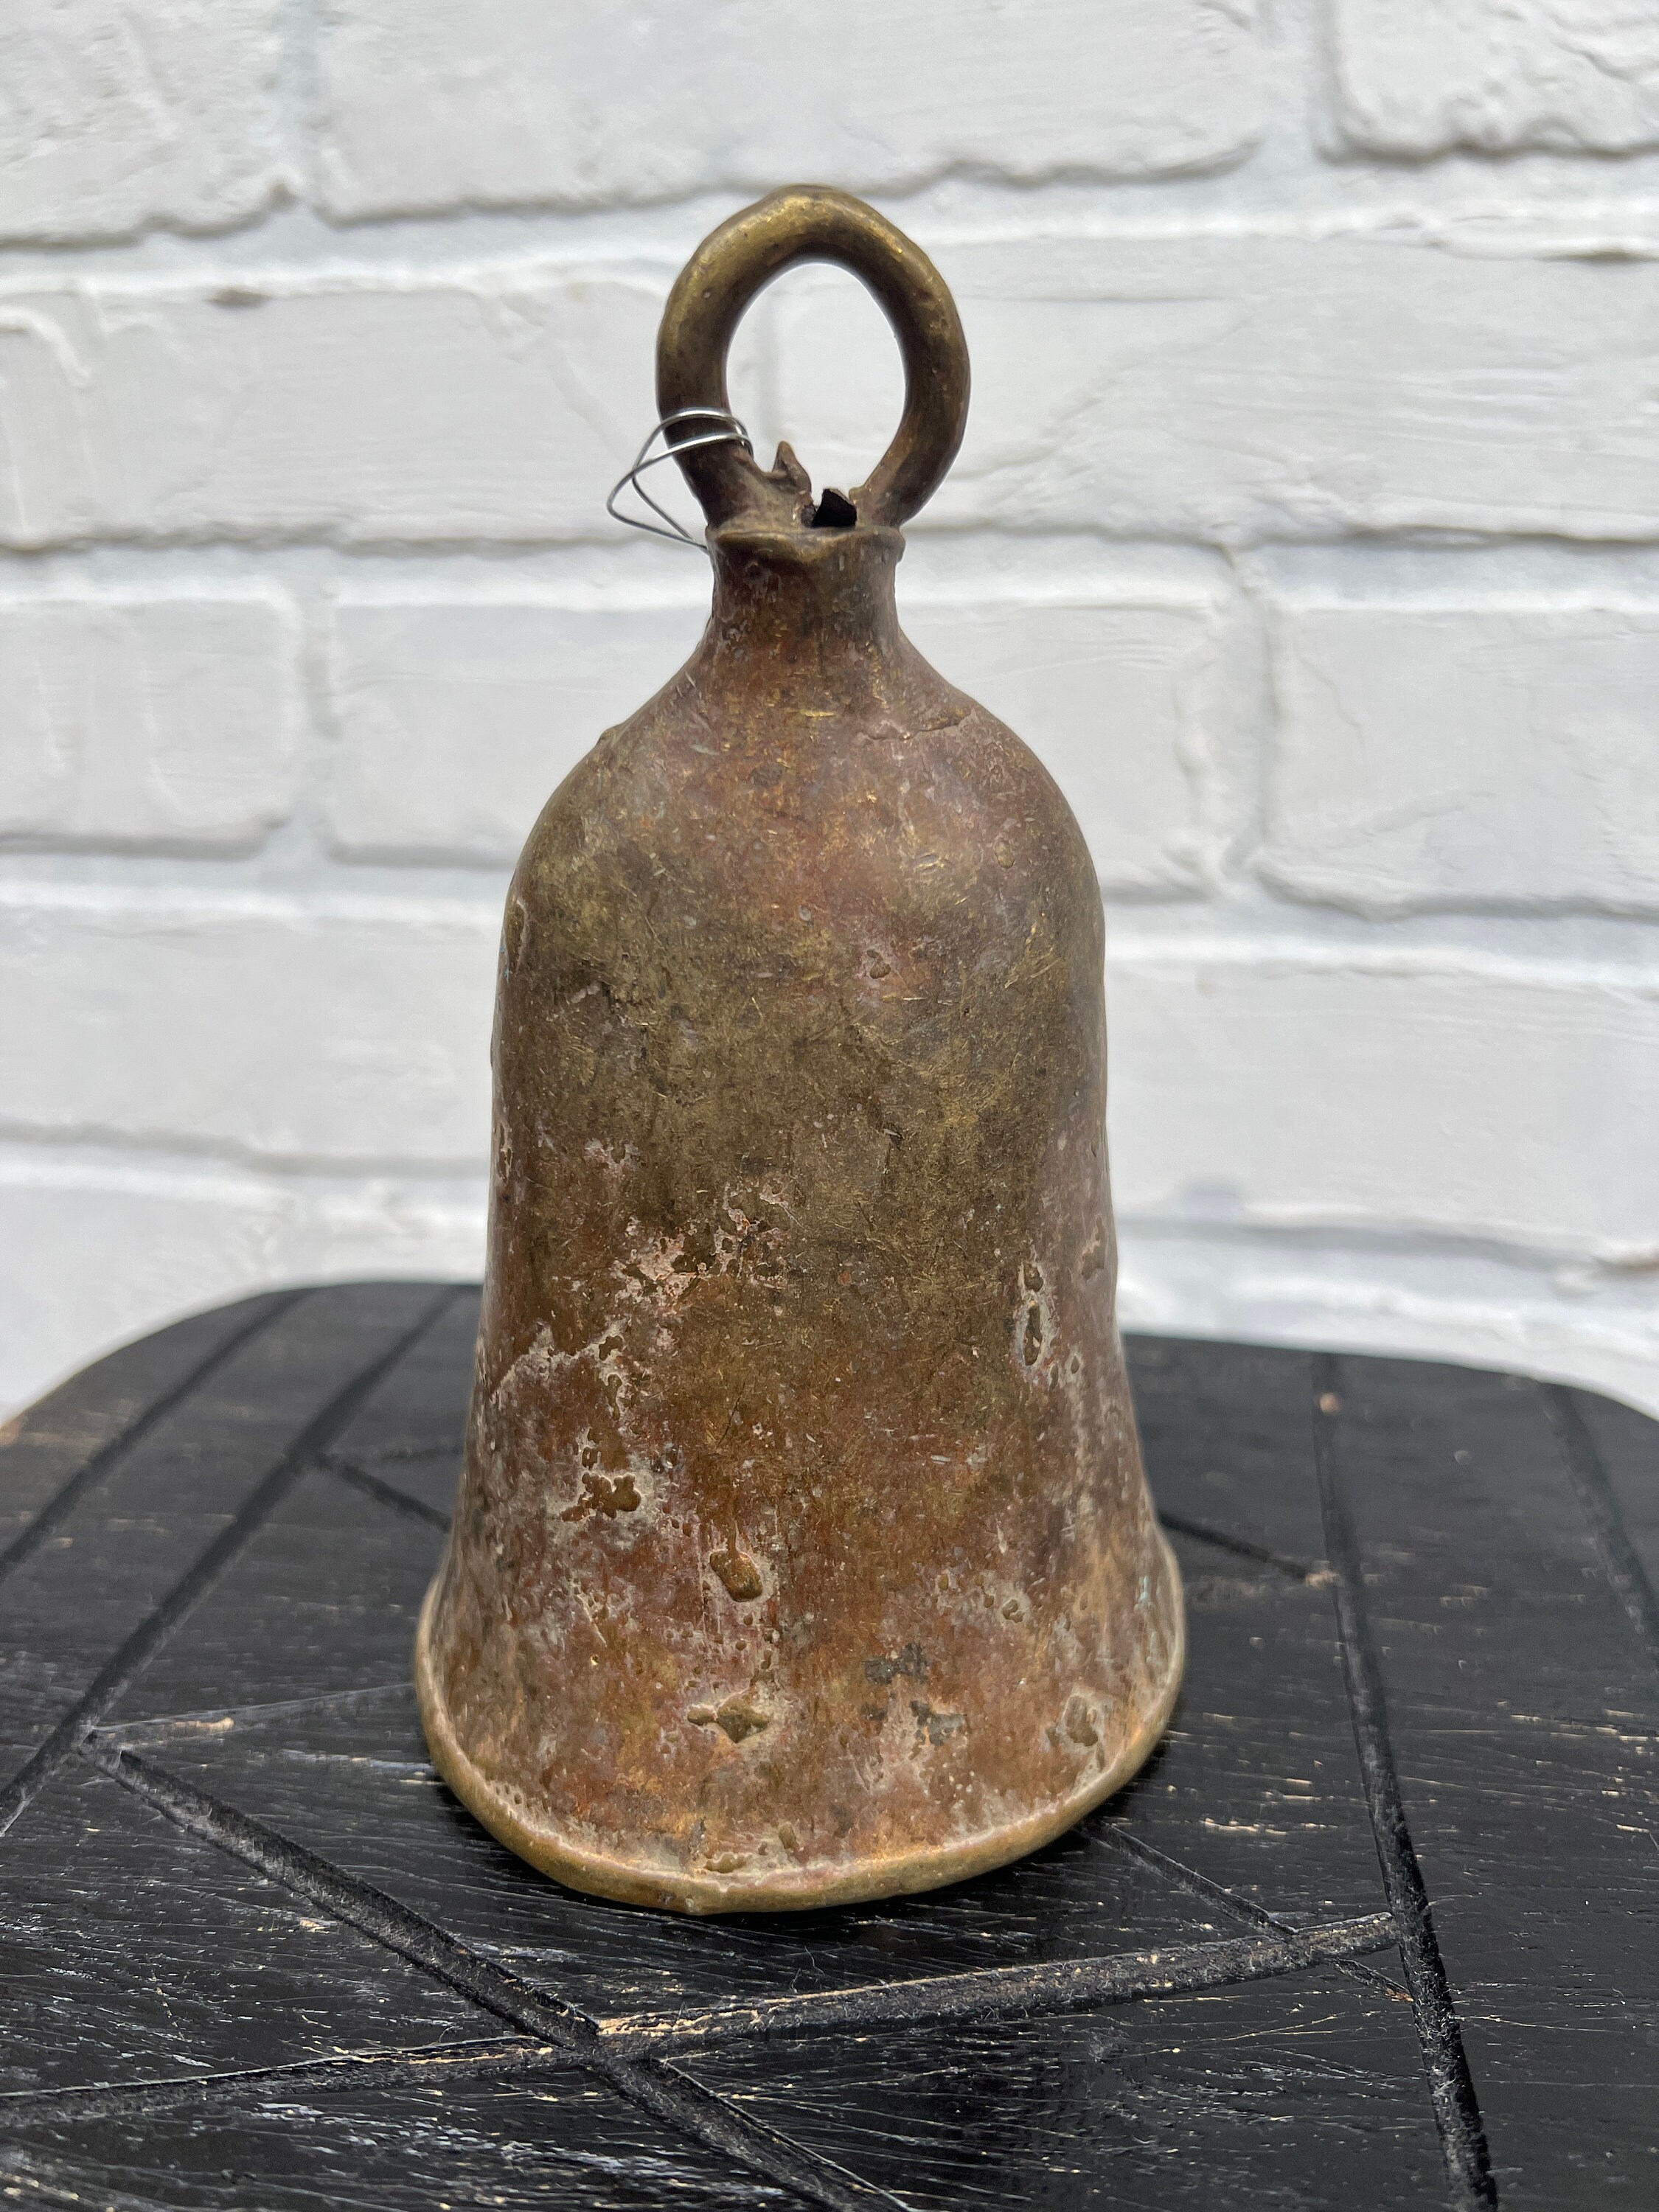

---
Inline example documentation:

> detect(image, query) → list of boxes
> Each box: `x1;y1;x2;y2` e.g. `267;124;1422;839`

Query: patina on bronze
417;186;1184;1915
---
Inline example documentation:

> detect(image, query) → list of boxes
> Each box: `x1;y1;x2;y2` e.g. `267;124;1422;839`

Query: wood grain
0;1292;1652;2208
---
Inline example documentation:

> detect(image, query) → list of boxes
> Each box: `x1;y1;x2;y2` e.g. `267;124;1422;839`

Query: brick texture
324;598;705;862
1107;945;1659;1260
1332;0;1659;155
10;240;1659;549
5;4;1659;1419
767;237;1659;541
310;0;1264;219
0;277;660;547
902;597;1218;894
1261;597;1659;914
0;888;496;1164
0;0;285;241
0;594;299;847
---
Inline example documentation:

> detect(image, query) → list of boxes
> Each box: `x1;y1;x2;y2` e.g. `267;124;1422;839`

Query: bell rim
413;1539;1185;1918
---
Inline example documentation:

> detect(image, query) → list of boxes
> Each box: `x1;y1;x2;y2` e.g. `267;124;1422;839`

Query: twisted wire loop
606;407;754;552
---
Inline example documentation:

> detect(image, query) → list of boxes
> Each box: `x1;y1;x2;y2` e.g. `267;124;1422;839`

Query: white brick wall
309;0;1265;217
0;593;298;846
900;588;1224;897
0;0;285;240
766;237;1659;540
324;597;706;863
1331;0;1659;156
0;885;495;1162
1108;943;1659;1258
1262;591;1659;914
0;276;662;545
3;1;1658;1422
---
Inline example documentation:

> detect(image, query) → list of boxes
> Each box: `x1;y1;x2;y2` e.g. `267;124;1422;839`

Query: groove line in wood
0;2038;556;2125
1312;1354;1498;2211
1088;1812;1404;1996
327;1456;453;1533
82;1745;911;2212
326;1440;464;1468
87;1682;414;1749
595;1913;1395;2056
0;1905;1394;2128
1539;1382;1659;1683
0;1294;306;1595
0;1291;460;1839
1155;1509;1323;1583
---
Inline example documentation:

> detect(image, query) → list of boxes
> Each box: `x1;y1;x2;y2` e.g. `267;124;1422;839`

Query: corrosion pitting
416;185;1183;1915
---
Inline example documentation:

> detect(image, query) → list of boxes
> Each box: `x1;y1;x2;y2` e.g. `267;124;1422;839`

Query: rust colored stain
417;188;1183;1914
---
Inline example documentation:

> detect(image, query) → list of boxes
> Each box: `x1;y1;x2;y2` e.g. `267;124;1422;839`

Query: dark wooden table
1;1283;1654;2210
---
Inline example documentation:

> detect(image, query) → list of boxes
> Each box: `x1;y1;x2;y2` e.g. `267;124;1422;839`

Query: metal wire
605;408;754;552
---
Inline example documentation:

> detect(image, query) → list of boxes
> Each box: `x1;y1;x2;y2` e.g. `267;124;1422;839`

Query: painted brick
1113;1222;1659;1422
0;276;660;548
324;598;706;862
12;237;1659;548
10;886;1653;1269
0;1149;483;1416
1331;0;1659;156
310;0;1263;220
324;590;1219;889
0;888;497;1166
1106;945;1659;1263
7;0;1659;1431
901;597;1217;894
0;0;284;242
0;594;299;849
1259;598;1659;914
764;234;1659;543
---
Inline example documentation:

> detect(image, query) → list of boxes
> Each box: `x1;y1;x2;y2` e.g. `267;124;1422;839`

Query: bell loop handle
655;185;971;535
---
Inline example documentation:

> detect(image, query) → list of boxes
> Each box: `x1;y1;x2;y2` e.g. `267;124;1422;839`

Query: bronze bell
417;186;1183;1915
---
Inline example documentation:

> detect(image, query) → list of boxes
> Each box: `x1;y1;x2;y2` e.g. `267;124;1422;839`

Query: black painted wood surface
1;1282;1653;2209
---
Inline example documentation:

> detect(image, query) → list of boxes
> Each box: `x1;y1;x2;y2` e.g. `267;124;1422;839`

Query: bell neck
700;524;906;708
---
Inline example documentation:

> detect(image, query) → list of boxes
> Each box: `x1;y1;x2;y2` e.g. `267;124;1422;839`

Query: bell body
417;522;1183;1913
